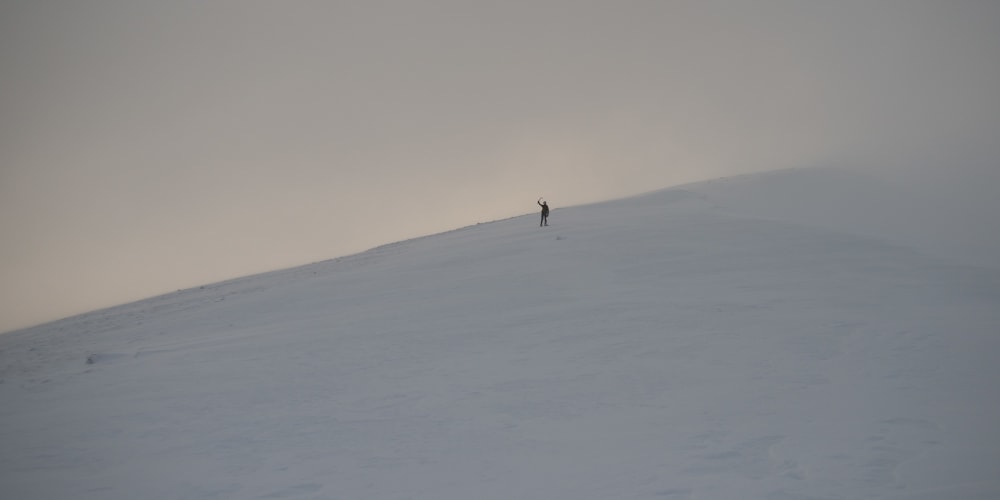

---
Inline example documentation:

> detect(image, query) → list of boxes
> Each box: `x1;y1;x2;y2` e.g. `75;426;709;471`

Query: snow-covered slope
2;168;999;500
680;167;1000;270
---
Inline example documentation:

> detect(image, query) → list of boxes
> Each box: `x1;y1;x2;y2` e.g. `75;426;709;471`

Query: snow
2;167;999;499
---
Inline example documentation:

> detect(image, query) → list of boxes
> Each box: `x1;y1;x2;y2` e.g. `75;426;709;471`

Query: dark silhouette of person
538;198;549;226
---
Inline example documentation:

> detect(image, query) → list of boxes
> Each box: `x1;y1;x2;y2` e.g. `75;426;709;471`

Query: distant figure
538;198;549;226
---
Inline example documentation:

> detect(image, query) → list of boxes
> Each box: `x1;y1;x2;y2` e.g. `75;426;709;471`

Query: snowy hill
2;168;999;500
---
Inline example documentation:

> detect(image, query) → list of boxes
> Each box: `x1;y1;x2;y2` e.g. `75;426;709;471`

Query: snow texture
2;168;999;499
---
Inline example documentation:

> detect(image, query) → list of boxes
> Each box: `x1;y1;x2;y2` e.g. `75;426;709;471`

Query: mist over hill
5;0;1000;336
2;167;999;499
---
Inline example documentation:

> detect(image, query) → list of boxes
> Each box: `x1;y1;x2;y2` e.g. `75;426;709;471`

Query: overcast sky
2;0;999;332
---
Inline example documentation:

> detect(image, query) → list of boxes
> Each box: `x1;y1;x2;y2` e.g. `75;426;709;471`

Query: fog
2;0;998;333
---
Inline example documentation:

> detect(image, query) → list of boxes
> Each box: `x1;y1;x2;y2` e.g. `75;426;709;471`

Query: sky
2;0;999;333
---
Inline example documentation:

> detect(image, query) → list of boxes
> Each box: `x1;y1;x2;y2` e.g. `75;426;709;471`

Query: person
538;198;549;226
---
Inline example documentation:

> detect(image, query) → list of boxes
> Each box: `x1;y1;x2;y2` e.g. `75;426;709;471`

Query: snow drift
2;168;999;499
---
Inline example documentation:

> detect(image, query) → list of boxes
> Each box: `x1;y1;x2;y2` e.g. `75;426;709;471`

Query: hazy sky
2;0;999;332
